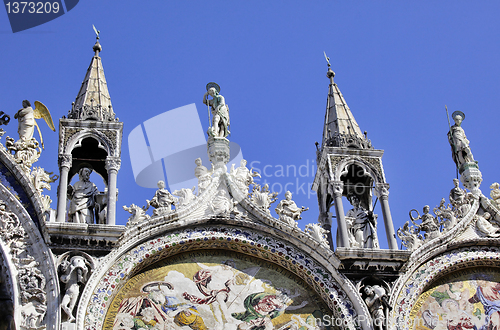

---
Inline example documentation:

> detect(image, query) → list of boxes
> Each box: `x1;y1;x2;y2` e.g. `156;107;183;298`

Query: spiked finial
92;25;102;56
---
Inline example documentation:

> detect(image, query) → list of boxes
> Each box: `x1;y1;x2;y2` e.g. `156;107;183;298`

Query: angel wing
34;101;55;131
33;101;55;149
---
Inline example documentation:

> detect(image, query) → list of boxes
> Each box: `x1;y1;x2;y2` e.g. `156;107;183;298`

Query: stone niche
409;267;500;330
104;250;332;330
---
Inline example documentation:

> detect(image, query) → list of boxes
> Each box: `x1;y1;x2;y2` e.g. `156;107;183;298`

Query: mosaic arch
392;246;500;330
105;250;332;330
82;226;361;330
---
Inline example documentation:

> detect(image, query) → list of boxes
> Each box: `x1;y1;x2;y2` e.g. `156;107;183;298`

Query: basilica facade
1;38;499;330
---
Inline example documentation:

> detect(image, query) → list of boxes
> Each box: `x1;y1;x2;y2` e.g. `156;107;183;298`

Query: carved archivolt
0;183;59;330
333;156;384;184
80;226;365;330
62;128;117;157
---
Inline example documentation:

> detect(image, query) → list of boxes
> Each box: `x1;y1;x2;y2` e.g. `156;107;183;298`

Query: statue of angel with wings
14;100;55;148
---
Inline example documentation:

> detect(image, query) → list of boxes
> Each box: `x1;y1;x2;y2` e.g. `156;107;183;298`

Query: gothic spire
321;67;371;149
68;31;116;121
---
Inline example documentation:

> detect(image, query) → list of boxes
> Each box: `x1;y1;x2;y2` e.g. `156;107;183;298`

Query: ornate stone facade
1;42;499;330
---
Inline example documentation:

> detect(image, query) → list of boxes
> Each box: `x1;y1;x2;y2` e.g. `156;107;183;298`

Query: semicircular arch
390;245;500;330
79;224;369;330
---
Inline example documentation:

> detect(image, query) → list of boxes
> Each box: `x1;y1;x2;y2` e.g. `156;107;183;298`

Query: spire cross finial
324;51;331;68
324;51;335;84
92;25;102;56
93;25;100;40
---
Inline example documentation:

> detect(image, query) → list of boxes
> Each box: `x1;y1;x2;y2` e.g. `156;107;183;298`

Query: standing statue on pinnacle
447;110;474;169
14;100;55;148
203;82;230;138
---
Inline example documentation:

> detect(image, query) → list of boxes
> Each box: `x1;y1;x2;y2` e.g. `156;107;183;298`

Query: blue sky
1;1;499;249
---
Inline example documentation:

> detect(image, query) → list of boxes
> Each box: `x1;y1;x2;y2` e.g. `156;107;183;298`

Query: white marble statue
172;187;196;208
363;285;390;330
14;100;55;148
230;159;260;194
67;167;99;224
449;178;471;217
210;190;233;215
397;221;423;251
30;166;58;211
250;184;278;214
433;198;456;232
147;180;176;216
275;191;309;227
203;83;230;138
490;182;500;209
14;100;35;141
345;195;379;248
475;212;500;237
123;204;150;226
409;205;440;240
194;158;213;195
305;223;329;247
59;256;90;323
448;111;474;168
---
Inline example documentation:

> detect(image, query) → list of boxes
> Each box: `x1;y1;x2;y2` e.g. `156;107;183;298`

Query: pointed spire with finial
321;53;370;149
67;26;116;121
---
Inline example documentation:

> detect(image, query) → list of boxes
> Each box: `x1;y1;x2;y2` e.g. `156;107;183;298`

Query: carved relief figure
305;223;329;247
123;204;150;226
449;178;471;217
490;182;500;209
475;212;500;238
346;195;379;248
250;184;278;214
363;285;390;330
172;186;196;208
210;190;233;215
195;158;213;195
59;255;90;322
67;167;99;224
203;83;230;138
30;166;58;211
275;191;308;227
409;205;440;240
397;221;423;251
433;198;456;232
230;159;260;194
448;111;474;168
147;180;176;216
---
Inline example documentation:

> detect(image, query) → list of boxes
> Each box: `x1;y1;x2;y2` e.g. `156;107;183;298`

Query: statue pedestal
207;136;230;172
460;162;482;195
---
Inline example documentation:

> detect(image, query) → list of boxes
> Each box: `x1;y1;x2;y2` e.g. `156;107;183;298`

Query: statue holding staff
447;110;474;169
203;82;230;138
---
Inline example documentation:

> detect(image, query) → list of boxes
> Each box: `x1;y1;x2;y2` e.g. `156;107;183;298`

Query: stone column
332;181;349;248
56;154;72;222
105;157;121;226
375;183;398;250
318;211;333;249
